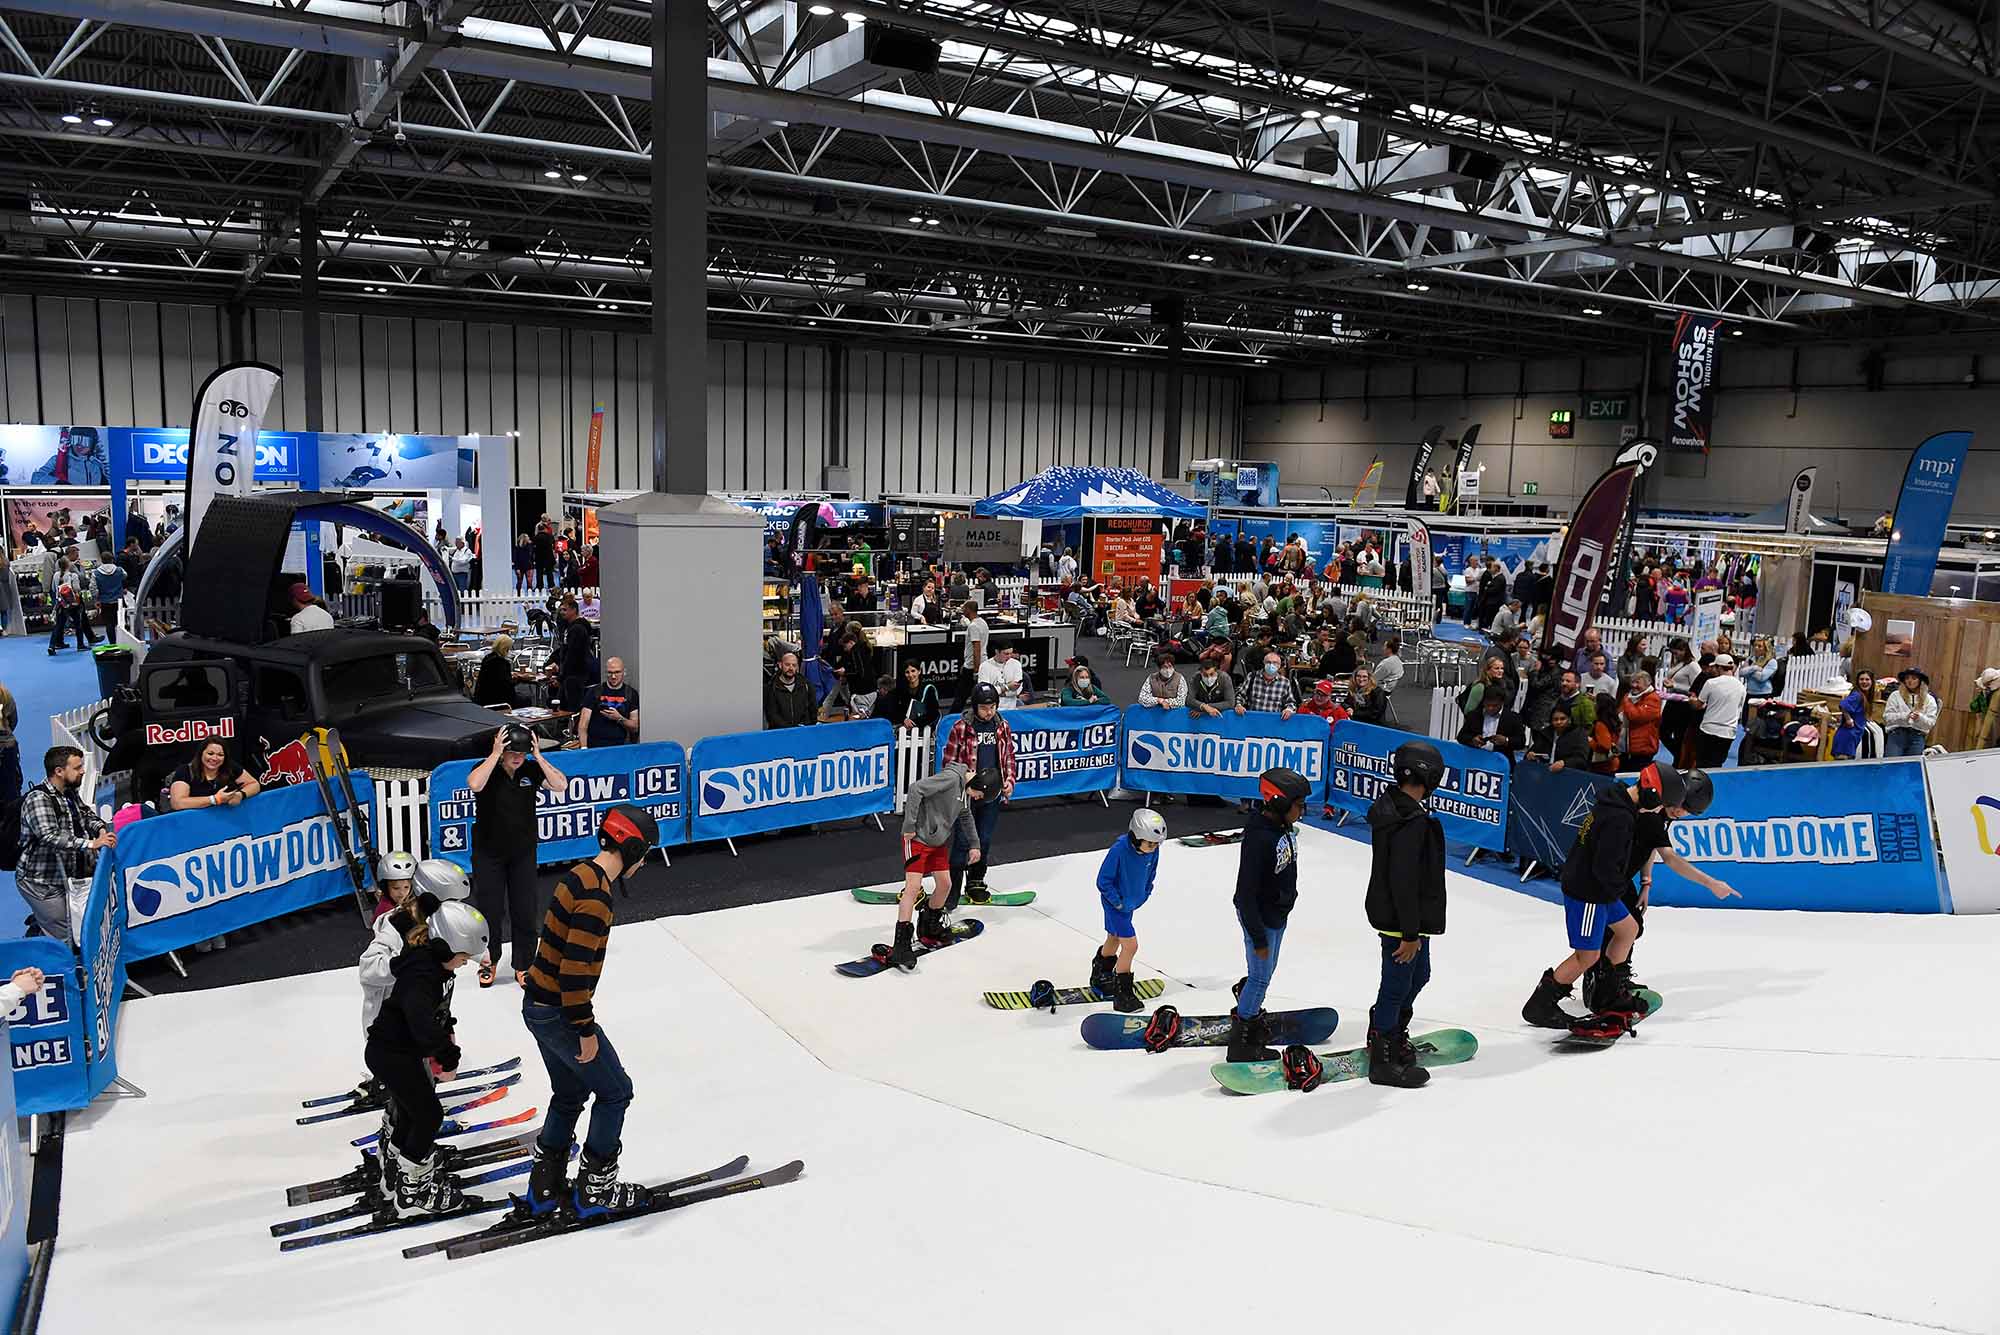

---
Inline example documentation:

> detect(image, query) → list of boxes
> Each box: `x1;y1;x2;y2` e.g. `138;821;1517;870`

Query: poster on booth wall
1921;751;2000;913
6;493;110;557
1092;518;1163;584
428;741;690;870
1118;706;1327;803
690;720;895;842
318;433;476;492
0;424;111;487
1324;720;1509;852
935;705;1120;801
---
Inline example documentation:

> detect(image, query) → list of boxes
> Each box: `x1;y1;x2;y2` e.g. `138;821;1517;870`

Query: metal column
300;203;324;431
651;0;706;493
1158;295;1186;478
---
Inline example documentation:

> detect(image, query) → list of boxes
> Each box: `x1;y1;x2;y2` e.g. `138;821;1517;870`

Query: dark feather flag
1403;425;1443;509
1541;439;1656;657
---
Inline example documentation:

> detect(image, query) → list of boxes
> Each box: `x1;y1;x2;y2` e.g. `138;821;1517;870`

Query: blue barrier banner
0;938;90;1115
1654;759;1944;911
428;742;689;871
1882;430;1973;596
690;721;895;841
1324;720;1510;851
1118;707;1327;802
1505;761;1615;871
0;1014;24;1330
121;774;376;961
935;705;1120;800
79;844;125;1099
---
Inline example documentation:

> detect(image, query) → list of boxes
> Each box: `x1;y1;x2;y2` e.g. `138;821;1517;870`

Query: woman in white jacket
1882;668;1940;757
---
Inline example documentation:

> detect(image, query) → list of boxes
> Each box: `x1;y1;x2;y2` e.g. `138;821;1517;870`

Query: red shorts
905;841;951;875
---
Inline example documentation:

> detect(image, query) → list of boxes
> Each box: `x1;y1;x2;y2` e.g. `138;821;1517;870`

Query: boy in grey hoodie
894;762;1002;970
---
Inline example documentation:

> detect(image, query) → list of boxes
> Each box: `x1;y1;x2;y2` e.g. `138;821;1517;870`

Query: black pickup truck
96;628;506;802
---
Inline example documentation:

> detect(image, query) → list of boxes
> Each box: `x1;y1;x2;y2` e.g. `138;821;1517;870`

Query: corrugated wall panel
126;301;163;428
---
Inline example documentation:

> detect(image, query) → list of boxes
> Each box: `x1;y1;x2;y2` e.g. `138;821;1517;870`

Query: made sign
1584;396;1631;421
942;517;1025;564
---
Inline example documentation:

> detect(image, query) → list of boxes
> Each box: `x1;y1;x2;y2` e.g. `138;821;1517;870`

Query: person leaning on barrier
763;651;818;729
576;657;640;748
875;663;941;733
16;745;113;944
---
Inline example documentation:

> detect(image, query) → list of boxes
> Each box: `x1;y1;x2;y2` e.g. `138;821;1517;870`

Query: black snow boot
1226;1010;1277;1063
1595;961;1648;1016
916;906;950;945
1367;1028;1429;1088
1522;968;1577;1029
525;1139;572;1217
890;921;918;971
1089;949;1116;994
1111;971;1142;1013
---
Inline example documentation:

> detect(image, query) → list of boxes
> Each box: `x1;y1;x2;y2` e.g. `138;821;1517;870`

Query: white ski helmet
413;858;471;903
1130;808;1167;844
429;901;490;961
377;851;417;885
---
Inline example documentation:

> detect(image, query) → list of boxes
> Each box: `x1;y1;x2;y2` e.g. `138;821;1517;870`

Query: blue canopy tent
973;466;1206;520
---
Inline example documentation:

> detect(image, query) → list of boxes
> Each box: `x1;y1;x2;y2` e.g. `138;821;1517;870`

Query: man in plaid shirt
16;746;112;943
1241;648;1300;719
938;683;1015;902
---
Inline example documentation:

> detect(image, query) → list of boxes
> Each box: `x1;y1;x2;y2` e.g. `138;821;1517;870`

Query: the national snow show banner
1324;720;1509;852
936;704;1120;801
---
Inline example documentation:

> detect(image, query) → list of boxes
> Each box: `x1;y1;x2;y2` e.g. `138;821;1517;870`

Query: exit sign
1521;481;1539;495
1584;396;1631;421
1548;409;1575;439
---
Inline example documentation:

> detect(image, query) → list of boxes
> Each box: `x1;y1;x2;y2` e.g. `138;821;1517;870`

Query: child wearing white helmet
1091;807;1167;1012
349;854;474;1107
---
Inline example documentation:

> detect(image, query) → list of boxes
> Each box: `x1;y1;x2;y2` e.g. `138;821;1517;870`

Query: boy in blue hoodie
1092;808;1168;1012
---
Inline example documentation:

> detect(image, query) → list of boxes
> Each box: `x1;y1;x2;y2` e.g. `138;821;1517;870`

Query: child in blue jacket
1092;808;1167;1012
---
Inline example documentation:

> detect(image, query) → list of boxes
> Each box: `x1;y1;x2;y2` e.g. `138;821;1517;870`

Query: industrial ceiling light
1730;328;1743;336
1405;280;1430;292
569;170;589;183
842;11;865;22
90;114;114;129
543;168;563;179
907;211;925;224
1301;109;1323;120
923;215;941;226
809;3;835;12
1582;305;1605;315
60;112;83;125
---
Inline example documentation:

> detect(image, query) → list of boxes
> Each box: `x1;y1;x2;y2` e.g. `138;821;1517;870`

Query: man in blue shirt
576;658;640;748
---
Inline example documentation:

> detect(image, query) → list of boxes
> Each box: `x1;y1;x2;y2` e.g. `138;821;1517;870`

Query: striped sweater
523;860;616;1035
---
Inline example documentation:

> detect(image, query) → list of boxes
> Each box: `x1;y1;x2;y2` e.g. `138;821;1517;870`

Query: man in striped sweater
521;803;660;1219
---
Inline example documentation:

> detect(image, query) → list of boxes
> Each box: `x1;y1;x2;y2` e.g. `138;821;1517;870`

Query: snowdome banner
1324;720;1509;852
690;720;896;841
428;741;690;871
0;850;124;1117
1118;706;1327;802
936;704;1120;800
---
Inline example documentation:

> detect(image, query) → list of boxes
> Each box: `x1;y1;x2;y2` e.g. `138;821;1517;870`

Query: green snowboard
1210;1028;1479;1095
849;887;1037;907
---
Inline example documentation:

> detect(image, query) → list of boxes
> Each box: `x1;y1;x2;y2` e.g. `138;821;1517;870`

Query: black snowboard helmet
968;766;1004;800
499;723;535;754
1258;767;1312;822
597;803;659;872
1392;740;1446;794
1679;768;1714;816
1636;763;1686;812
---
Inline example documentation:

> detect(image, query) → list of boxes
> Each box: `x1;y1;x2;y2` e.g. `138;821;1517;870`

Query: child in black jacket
1363;740;1448;1088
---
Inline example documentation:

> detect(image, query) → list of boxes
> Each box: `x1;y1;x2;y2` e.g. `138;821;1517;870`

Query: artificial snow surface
44;824;2000;1334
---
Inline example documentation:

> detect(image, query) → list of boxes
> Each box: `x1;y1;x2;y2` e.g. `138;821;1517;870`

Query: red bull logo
144;717;236;747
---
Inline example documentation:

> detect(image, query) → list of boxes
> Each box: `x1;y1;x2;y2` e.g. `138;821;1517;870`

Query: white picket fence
1778;652;1844;705
372;769;432;857
1593;615;1684;647
894;726;938;813
50;698;110;808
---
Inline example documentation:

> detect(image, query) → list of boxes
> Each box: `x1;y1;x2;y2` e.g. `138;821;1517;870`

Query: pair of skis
298;1057;522;1113
298;1072;522;1127
303;725;378;923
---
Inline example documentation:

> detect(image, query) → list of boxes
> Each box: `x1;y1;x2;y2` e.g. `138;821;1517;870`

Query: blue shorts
1102;901;1137;939
1565;896;1630;951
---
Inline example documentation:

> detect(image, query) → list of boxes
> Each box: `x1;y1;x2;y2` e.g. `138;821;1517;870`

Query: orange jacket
1620;688;1663;756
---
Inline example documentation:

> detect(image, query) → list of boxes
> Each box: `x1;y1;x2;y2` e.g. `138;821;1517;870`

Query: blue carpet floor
0;632;119;941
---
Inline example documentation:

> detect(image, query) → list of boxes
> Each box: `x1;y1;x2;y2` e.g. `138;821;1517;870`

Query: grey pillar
225;300;248;362
300;203;324;431
651;0;706;493
1159;296;1186;479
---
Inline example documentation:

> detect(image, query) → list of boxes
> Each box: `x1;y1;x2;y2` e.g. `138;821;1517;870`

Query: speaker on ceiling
865;24;941;73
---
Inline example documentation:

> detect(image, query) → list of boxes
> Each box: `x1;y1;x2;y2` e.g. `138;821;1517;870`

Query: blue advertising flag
1653;759;1944;912
1882;430;1974;595
1324;720;1510;851
0;1007;25;1328
935;705;1120;800
1505;760;1615;872
429;741;689;870
1118;706;1327;802
0;938;92;1115
690;720;895;841
78;849;126;1101
120;774;376;961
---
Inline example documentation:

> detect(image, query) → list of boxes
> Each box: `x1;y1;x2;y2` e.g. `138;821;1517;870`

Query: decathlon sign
689;720;896;840
119;774;376;960
1118;706;1326;802
428;743;688;870
122;428;308;483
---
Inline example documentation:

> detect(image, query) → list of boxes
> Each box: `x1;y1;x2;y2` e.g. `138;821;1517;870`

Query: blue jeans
952;796;1002;875
1234;925;1285;1019
1883;727;1927;758
523;1001;633;1161
1369;936;1431;1034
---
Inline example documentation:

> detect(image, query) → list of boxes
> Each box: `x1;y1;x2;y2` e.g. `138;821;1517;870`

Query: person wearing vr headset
1362;740;1448;1088
1228;767;1312;1062
1091;807;1168;1012
1522;763;1737;1029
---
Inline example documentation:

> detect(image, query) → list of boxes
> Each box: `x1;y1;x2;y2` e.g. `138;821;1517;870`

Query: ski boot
1522;968;1577;1029
392;1146;468;1216
1225;1010;1277;1063
1089;949;1116;995
916;906;950;947
373;1112;399;1194
347;1074;385;1109
1367;1028;1429;1088
889;921;918;971
574;1148;649;1218
1111;971;1142;1014
522;1138;573;1217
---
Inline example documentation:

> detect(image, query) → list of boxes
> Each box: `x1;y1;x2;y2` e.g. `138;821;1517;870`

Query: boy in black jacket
1228;767;1312;1062
1364;741;1448;1088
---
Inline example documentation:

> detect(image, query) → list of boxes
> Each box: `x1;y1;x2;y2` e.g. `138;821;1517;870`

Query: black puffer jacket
1364;786;1445;940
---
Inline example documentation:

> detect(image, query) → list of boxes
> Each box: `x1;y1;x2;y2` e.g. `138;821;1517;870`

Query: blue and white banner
1505;760;1615;872
0;939;89;1114
119;426;310;484
79;847;125;1095
1882;429;1974;596
690;720;895;841
428;743;689;870
1324;720;1509;851
120;774;375;961
0;1007;25;1329
935;705;1120;801
1118;706;1327;802
1653;758;1944;912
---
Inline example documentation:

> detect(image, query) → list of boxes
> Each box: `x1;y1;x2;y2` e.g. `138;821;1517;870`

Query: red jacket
1620;689;1663;756
941;711;1016;783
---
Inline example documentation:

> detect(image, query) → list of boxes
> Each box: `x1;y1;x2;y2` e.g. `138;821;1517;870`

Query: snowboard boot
1579;960;1607;1013
1367;1028;1430;1088
1111;971;1142;1014
1595;961;1648;1018
890;921;918;971
392;1146;468;1216
1089;949;1117;994
1226;1010;1277;1063
574;1148;649;1218
1521;968;1577;1029
524;1139;573;1217
916;906;950;946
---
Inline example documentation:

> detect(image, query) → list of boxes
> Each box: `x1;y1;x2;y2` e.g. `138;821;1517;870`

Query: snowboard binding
1141;1005;1182;1054
1281;1044;1325;1093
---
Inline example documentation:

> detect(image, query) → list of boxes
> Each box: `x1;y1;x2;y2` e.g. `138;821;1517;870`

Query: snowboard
983;978;1167;1011
834;920;984;977
1081;1006;1339;1051
1210;1028;1479;1094
848;887;1036;907
1557;989;1664;1048
1177;830;1244;847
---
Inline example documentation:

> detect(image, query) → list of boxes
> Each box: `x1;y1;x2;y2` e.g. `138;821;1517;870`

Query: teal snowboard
1557;989;1664;1048
1081;1006;1339;1051
1211;1028;1478;1094
849;887;1036;907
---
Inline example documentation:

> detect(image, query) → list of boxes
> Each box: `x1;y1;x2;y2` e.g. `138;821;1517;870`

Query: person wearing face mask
1061;663;1112;706
1138;651;1186;709
1242;649;1299;720
1189;655;1235;719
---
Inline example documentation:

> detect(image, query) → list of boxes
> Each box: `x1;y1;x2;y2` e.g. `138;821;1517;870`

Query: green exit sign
1584;396;1631;421
1521;481;1539;495
1548;409;1574;439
